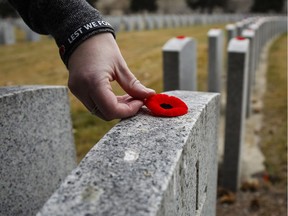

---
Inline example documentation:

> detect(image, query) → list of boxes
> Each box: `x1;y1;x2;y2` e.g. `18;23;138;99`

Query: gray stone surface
122;16;135;32
171;15;181;28
179;15;188;26
0;86;77;216
163;16;172;28
249;23;261;73
104;16;121;32
12;18;41;42
222;38;250;192
242;29;256;118
0;20;3;43
144;16;155;30
37;91;220;216
0;21;15;45
226;24;236;43
235;21;244;36
162;37;197;91
26;29;41;42
135;16;145;31
208;29;224;93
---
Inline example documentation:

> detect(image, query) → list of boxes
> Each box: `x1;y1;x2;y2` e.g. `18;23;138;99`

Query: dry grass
260;34;287;187
216;33;287;216
0;24;225;161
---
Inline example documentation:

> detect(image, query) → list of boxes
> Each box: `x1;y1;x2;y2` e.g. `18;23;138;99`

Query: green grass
259;34;287;187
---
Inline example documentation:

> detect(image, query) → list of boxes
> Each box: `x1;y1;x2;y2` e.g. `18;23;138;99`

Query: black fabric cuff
58;21;115;67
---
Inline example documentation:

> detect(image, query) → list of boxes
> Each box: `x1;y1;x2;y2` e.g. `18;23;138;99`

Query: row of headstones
0;18;41;45
105;14;245;32
162;15;287;192
1;15;285;216
0;14;244;45
1;88;220;216
222;16;287;192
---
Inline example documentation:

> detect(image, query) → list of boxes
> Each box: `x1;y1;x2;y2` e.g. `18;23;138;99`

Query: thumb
128;79;156;99
116;67;155;99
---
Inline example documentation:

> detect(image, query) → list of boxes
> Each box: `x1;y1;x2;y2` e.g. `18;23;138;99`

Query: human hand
67;33;155;120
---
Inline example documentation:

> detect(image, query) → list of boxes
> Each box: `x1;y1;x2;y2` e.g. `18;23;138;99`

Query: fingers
89;81;144;120
115;64;155;99
66;33;155;121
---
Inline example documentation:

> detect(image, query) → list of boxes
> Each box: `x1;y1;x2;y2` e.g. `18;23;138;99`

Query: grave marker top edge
228;38;249;53
249;24;259;30
0;85;67;98
162;37;193;51
242;29;255;37
226;24;236;30
208;29;223;37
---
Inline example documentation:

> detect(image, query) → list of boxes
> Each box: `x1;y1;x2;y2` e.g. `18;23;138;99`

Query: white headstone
163;36;197;91
0;21;15;45
222;37;250;192
208;29;224;93
242;29;256;118
226;24;236;43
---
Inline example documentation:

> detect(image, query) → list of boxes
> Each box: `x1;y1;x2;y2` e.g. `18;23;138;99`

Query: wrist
59;22;115;67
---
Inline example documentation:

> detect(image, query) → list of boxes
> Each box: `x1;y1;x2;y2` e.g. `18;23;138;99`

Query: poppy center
160;103;173;109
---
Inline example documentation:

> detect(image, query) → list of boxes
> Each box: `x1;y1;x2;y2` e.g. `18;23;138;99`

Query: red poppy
176;35;186;39
236;36;246;40
144;94;188;117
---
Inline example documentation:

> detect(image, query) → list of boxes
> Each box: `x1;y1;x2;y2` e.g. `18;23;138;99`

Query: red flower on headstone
176;35;186;39
236;36;246;40
144;94;188;117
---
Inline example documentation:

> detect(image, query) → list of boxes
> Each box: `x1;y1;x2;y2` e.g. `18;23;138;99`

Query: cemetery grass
216;34;287;216
0;24;222;161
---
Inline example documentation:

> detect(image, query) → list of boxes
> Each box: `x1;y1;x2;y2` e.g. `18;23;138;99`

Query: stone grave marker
144;16;155;30
171;15;180;28
0;86;77;216
122;16;135;32
163;15;172;28
249;23;260;72
226;24;236;43
242;29;256;118
235;22;244;36
104;16;121;32
26;28;41;42
188;15;195;26
162;36;197;91
37;91;220;216
0;21;3;44
153;16;163;29
134;16;145;31
222;37;250;192
0;21;15;45
180;15;188;27
208;29;224;92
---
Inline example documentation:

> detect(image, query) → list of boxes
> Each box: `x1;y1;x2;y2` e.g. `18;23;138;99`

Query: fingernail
145;88;156;95
135;82;155;94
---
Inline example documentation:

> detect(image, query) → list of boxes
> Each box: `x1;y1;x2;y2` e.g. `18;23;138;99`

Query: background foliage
250;0;286;13
1;0;287;17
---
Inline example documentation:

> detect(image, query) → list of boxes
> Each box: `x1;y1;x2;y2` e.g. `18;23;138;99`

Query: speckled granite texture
0;86;77;216
37;91;220;216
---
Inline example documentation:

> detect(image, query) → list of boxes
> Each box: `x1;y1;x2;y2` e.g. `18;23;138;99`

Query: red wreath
144;94;188;117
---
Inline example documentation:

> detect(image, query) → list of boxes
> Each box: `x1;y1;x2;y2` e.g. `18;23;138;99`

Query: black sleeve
8;0;115;66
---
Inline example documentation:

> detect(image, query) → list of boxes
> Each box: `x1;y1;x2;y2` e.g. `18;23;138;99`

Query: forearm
8;0;115;65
